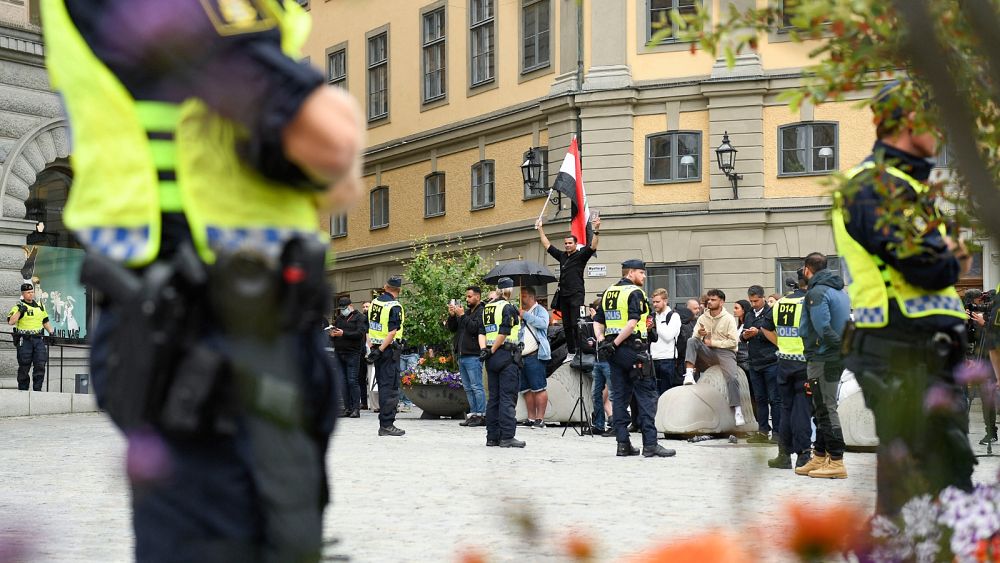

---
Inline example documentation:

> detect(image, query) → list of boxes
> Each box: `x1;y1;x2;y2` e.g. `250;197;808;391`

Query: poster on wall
22;245;87;341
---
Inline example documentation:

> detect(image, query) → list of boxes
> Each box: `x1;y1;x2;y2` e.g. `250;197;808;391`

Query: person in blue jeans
742;285;781;443
448;285;487;426
398;352;418;411
519;287;551;428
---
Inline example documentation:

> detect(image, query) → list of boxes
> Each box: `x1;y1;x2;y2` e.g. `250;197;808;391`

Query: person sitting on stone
681;289;747;426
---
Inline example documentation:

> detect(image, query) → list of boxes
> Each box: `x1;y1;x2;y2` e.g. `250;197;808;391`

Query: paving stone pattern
2;411;1000;562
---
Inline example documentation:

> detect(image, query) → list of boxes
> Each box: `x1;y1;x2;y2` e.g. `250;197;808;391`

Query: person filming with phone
330;296;367;418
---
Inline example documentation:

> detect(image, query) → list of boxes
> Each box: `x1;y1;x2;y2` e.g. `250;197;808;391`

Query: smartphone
449;299;458;307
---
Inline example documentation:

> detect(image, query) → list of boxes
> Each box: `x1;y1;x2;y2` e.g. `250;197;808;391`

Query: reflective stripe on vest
368;298;404;345
482;300;519;346
135;102;182;212
832;161;965;328
773;295;805;362
601;284;648;338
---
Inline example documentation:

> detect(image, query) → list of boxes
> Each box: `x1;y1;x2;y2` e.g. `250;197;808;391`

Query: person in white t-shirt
649;288;682;396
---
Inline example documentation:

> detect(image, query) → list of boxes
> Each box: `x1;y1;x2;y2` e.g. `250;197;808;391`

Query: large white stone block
28;390;72;415
838;373;879;447
0;389;29;417
71;392;99;413
516;363;594;423
655;366;758;434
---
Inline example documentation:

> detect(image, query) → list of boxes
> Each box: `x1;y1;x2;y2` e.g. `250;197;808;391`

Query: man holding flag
535;136;600;362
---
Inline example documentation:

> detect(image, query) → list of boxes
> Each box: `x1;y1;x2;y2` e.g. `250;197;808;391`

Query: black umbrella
483;260;556;287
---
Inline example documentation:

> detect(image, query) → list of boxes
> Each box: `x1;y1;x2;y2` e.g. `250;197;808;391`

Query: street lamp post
715;131;743;199
521;147;544;195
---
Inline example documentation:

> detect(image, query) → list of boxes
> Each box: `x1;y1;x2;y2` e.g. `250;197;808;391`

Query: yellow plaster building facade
304;0;992;307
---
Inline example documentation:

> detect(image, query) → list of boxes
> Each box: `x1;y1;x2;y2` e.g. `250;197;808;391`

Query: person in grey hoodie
798;252;852;479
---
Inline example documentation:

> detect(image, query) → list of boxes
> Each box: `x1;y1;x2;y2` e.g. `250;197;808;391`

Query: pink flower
955;360;994;386
126;428;173;484
923;385;959;415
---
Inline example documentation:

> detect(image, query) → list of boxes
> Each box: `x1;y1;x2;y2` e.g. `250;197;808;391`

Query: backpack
674;313;694;363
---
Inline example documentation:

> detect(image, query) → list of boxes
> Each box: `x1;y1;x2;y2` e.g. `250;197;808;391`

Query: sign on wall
587;264;607;278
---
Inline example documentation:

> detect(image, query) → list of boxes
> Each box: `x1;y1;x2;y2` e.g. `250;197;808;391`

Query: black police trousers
485;348;519;441
374;348;400;428
16;335;46;391
776;359;812;455
849;328;975;516
609;345;659;447
90;308;337;563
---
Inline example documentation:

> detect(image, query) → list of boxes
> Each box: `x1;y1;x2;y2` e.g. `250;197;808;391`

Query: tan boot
809;457;847;479
795;453;828;476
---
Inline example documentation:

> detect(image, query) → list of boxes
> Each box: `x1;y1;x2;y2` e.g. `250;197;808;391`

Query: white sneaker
682;373;696;385
563;353;575;364
734;409;746;426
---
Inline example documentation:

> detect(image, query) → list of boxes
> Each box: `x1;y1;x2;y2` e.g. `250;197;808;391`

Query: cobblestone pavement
3;410;1000;562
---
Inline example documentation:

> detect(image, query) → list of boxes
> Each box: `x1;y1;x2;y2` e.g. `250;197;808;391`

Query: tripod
562;317;593;437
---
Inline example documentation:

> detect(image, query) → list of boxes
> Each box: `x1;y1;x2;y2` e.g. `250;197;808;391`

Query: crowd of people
323;218;859;469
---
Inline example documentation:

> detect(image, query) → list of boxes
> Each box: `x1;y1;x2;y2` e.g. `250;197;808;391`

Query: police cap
621;259;645;270
20;283;32;292
497;277;514;289
386;275;403;288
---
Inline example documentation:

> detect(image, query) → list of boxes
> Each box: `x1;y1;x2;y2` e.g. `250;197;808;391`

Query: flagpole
535;188;555;227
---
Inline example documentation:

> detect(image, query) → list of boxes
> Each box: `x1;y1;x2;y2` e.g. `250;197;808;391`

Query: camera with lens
967;290;995;314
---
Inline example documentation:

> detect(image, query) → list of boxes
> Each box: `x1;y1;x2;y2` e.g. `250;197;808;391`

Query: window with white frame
327;49;346;88
370;186;389;229
646;131;701;183
471;160;495;210
367;32;389;121
422;8;446;103
522;0;550;73
425;173;446;217
648;0;700;43
779;122;838;176
331;213;347;238
470;0;495;86
646;264;701;311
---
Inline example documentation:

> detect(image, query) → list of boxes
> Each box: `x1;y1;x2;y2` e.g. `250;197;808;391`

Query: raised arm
589;216;601;250
535;218;552;249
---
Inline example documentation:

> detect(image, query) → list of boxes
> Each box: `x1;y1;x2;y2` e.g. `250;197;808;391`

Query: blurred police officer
478;277;525;448
368;276;406;437
835;80;974;514
593;260;675;458
41;1;363;559
768;271;814;471
7;283;54;391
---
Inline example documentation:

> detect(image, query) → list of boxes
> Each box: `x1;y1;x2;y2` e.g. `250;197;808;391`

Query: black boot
499;438;526;448
378;425;405;437
616;442;640;457
642;444;676;457
767;451;792;469
349;409;360;418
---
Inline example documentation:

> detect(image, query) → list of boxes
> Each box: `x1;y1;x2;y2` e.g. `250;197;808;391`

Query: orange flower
418;358;426;365
457;548;486;563
784;502;868;559
439;357;448;364
563;533;595;560
624;532;750;563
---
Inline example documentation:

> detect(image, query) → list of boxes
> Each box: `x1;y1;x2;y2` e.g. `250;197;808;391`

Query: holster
632;350;654;380
83;235;333;437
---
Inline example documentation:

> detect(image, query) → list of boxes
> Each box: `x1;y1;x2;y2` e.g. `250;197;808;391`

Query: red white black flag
550;136;592;246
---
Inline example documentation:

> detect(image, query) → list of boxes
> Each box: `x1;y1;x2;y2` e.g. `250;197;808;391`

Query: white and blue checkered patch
903;295;963;314
77;226;152;262
854;307;886;325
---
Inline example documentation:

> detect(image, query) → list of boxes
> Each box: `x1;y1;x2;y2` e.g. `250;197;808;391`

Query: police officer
593;260;675;458
834;80;974;515
765;271;814;471
7;283;54;391
478;277;525;448
43;0;363;559
367;276;406;437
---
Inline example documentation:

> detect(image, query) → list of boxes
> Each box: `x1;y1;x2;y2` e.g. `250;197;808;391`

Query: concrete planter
404;383;469;418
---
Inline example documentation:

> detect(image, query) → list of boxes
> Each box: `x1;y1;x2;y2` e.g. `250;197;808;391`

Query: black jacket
742;305;778;369
331;309;367;354
447;302;483;356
